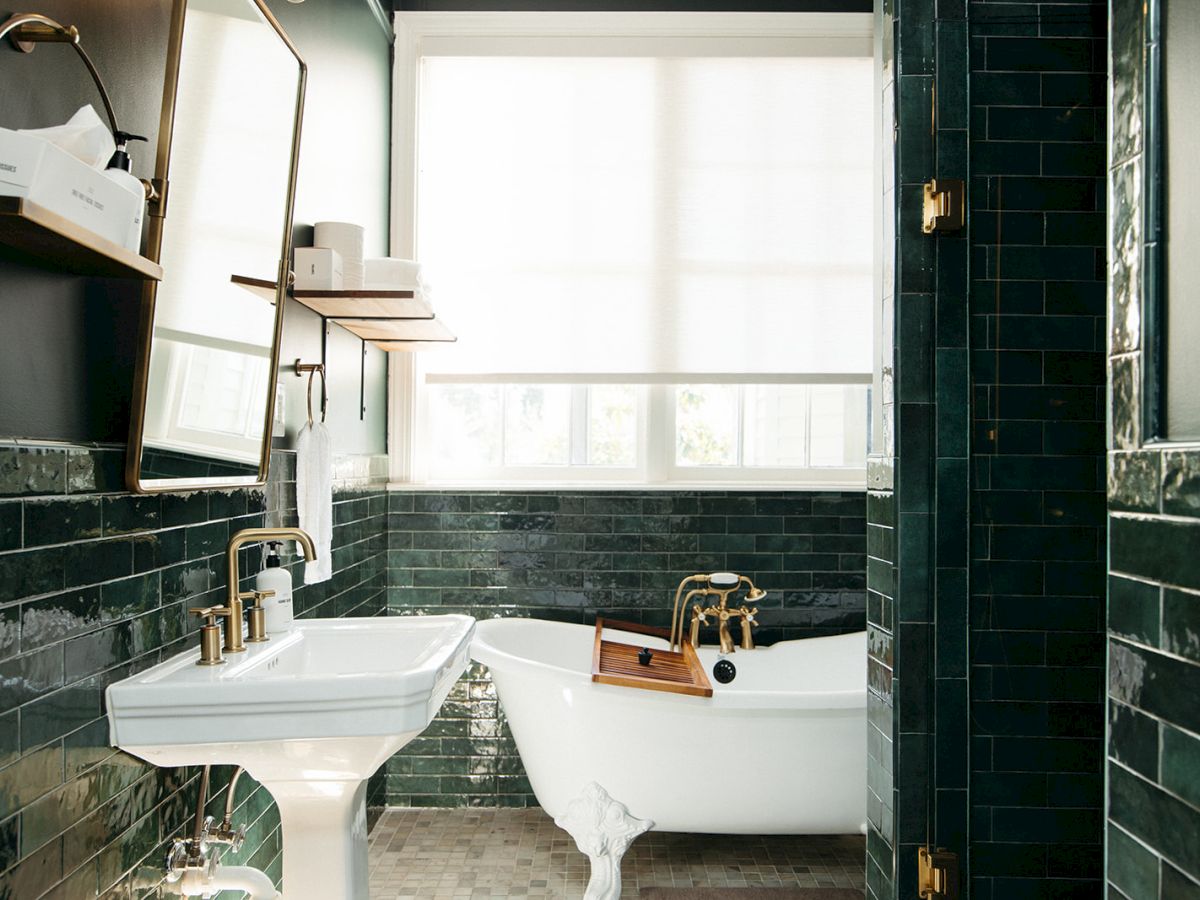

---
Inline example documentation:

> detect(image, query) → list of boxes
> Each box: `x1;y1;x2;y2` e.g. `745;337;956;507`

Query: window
390;12;874;487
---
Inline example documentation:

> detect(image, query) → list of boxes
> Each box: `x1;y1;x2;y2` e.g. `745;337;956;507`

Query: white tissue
18;105;114;170
364;257;426;291
313;221;364;289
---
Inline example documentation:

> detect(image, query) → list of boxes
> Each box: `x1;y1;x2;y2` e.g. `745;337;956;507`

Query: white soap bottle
102;131;148;252
256;541;294;634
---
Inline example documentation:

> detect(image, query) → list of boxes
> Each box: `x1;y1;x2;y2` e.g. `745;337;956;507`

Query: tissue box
0;127;142;251
294;247;343;291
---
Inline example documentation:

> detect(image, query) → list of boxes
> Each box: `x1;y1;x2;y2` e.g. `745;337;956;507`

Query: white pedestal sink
107;615;475;899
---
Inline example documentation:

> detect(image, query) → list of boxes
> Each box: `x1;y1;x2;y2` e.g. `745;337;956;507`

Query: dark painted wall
0;0;391;456
1107;0;1200;896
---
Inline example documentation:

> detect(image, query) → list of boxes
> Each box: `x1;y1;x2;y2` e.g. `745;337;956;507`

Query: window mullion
648;383;671;482
571;384;588;466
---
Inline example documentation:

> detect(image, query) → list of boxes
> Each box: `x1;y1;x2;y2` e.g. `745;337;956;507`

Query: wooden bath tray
591;618;713;697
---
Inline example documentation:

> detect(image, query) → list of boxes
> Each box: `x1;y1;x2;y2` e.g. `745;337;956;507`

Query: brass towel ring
293;359;326;427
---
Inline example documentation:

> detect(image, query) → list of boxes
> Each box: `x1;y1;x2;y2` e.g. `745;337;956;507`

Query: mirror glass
133;0;302;488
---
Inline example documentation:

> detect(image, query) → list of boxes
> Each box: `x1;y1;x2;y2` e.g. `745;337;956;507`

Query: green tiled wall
876;0;1109;898
383;490;868;807
0;443;388;899
1106;0;1200;896
967;3;1108;898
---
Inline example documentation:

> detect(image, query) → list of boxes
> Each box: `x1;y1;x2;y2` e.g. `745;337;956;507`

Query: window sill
386;479;867;493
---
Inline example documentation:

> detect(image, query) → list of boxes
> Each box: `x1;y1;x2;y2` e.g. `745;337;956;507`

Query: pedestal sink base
267;778;370;899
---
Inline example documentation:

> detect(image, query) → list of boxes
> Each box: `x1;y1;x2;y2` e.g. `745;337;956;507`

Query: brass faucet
221;527;316;653
669;572;765;654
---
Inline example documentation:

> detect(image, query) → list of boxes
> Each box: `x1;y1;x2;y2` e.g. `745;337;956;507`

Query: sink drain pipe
177;863;280;899
167;765;280;898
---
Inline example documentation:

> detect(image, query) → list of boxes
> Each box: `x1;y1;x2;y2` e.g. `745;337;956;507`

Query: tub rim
471;617;866;712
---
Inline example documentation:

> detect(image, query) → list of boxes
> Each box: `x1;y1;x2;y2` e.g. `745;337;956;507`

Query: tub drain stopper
713;659;736;684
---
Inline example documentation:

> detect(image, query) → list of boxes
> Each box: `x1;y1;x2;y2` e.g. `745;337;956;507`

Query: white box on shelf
294;247;344;291
0;127;143;252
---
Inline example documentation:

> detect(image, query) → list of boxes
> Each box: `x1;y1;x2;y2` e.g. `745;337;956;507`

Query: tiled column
1107;0;1200;895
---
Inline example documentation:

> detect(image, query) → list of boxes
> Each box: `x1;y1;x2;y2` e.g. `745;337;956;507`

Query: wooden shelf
231;275;429;317
372;340;456;352
294;290;431;320
332;317;456;344
230;274;455;350
0;197;163;280
230;275;280;302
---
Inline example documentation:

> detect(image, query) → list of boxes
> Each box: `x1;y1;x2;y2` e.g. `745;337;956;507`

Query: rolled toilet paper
313;222;364;289
364;257;424;291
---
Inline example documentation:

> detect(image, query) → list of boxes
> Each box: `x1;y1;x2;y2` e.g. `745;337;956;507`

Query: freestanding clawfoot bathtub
471;618;867;899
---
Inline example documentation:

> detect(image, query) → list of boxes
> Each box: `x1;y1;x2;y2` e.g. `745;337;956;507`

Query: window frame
388;11;874;491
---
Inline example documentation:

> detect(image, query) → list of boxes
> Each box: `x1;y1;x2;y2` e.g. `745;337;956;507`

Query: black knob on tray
638;647;653;666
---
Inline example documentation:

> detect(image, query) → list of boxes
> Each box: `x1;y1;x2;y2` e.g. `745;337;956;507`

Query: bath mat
639;891;863;899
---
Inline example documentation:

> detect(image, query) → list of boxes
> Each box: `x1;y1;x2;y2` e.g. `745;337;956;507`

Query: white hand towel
296;421;333;584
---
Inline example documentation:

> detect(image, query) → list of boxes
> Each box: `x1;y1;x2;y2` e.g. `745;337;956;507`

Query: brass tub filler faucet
669;572;767;655
189;527;317;665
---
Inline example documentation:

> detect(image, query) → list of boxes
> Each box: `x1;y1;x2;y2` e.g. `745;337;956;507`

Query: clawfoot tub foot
554;782;653;900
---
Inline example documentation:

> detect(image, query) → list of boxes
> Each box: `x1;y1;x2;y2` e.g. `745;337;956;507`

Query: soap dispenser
256;541;295;634
103;131;148;252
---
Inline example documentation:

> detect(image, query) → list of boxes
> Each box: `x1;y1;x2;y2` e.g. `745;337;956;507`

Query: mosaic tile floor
367;808;866;899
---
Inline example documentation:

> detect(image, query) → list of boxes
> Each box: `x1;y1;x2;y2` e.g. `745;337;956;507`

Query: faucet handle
189;607;231;666
238;591;274;644
189;605;231;626
238;589;275;608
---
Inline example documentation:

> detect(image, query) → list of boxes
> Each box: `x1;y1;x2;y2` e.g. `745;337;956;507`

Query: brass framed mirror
127;0;306;493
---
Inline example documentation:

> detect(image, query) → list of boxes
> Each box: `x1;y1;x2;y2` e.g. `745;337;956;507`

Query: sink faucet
669;572;765;654
222;527;317;653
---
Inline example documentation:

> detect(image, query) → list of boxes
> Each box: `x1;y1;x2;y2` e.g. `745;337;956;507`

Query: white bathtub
472;618;868;835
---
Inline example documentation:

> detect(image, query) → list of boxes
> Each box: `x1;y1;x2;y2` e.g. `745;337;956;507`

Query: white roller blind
415;51;873;377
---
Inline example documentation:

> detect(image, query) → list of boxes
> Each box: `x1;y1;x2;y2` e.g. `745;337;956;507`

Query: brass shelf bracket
922;178;965;234
918;846;959;899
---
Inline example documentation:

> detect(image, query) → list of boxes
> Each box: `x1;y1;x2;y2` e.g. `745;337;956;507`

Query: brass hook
293;359;326;427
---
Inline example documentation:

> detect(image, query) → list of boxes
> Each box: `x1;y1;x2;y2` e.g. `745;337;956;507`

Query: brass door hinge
921;178;964;234
918;847;959;899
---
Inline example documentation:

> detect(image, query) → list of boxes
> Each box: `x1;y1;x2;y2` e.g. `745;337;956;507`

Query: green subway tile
1161;722;1200;811
1112;516;1200;591
1109;453;1160;514
0;447;69;499
19;685;99;752
985;36;1094;72
64;540;132;589
1110;763;1200;880
0;744;63;820
0;503;18;553
1110;640;1200;735
1163;589;1200;663
0;546;64;604
1109;576;1161;646
1161;863;1200;899
1163;451;1200;518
